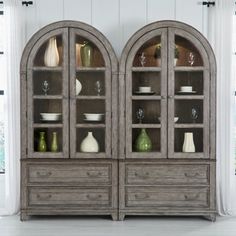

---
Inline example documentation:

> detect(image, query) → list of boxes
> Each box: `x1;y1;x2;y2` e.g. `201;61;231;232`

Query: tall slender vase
50;131;58;152
182;132;195;152
80;132;99;152
44;37;59;67
80;41;93;67
38;132;47;152
135;128;152;152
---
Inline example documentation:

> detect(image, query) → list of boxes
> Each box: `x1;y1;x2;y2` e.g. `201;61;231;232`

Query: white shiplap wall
24;0;208;56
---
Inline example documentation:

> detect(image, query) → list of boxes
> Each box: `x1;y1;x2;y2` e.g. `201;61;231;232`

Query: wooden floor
0;215;236;236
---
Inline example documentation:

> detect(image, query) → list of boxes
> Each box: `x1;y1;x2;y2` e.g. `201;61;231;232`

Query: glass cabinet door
126;28;168;158
69;28;111;158
27;28;69;158
167;28;210;159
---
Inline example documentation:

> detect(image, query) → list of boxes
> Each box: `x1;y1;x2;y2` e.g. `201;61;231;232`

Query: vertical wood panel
64;0;92;24
176;0;204;33
36;0;64;28
147;0;175;23
120;0;147;50
92;0;120;55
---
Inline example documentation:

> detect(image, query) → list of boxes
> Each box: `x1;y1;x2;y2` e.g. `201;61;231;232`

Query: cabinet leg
20;213;30;221
118;212;125;221
203;214;216;222
111;212;118;221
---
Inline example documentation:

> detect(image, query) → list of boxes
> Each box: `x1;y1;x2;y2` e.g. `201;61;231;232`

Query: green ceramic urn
38;131;47;152
135;128;152;152
80;41;93;67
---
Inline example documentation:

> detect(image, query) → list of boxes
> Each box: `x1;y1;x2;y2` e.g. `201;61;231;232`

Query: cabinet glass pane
76;71;105;96
75;36;104;67
133;36;161;67
132;72;161;95
175;71;203;95
132;128;160;152
33;35;63;67
33;71;62;95
34;128;63;152
76;128;105;153
175;35;203;67
174;128;203;153
175;100;203;124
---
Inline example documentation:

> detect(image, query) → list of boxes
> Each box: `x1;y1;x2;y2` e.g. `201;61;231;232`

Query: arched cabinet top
120;20;216;73
20;20;118;73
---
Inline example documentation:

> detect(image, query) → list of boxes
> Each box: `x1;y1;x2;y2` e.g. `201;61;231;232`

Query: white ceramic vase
76;78;82;95
182;132;195;152
44;37;59;67
80;132;99;152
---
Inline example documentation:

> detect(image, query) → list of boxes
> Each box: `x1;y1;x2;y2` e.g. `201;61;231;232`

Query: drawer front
28;164;111;184
126;187;209;208
28;187;111;206
126;164;209;185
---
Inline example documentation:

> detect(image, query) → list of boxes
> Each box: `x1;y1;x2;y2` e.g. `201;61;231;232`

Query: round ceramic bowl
158;117;179;123
83;113;104;121
40;113;62;121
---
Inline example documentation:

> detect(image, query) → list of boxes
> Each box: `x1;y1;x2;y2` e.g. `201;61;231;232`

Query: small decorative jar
50;131;58;152
182;132;195;152
38;131;47;152
80;132;99;152
135;128;152;152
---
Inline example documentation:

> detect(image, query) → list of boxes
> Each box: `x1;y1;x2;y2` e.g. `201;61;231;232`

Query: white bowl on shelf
40;113;62;121
158;117;179;123
83;113;104;121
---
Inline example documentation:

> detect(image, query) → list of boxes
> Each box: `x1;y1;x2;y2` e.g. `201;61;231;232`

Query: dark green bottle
38;131;47;152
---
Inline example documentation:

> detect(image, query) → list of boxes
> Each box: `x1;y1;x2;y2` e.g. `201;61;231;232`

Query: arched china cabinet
20;21;118;220
118;21;216;221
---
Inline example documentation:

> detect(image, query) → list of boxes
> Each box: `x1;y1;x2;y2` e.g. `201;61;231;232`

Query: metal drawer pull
134;193;150;200
184;193;200;201
184;172;200;178
36;171;52;177
36;194;52;200
134;172;150;179
86;172;102;177
86;194;102;200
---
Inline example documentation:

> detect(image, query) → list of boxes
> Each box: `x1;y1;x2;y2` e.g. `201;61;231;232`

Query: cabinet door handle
36;171;52;177
86;171;102;177
86;194;102;200
36;194;52;200
134;193;150;200
134;172;150;179
184;193;200;201
184;172;200;178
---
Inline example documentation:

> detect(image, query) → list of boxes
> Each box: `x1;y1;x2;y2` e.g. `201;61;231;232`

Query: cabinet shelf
33;123;63;128
76;124;105;128
76;96;106;100
32;152;64;158
33;95;63;99
132;67;161;72
32;66;63;71
172;153;205;159
76;67;106;72
174;95;204;100
74;153;107;159
174;124;204;128
132;95;161;100
132;124;161;128
174;66;204;71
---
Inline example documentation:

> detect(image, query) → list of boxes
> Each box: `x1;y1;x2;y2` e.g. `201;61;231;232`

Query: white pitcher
182;132;195;152
80;132;99;152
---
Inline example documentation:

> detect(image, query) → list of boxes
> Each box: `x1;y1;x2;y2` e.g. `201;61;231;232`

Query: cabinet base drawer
28;163;111;185
28;187;111;207
126;186;209;208
126;164;209;185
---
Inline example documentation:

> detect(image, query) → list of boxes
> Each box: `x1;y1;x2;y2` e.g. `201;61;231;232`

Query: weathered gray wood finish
20;21;118;221
119;21;216;221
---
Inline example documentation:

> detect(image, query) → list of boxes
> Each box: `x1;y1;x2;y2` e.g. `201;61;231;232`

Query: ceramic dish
40;113;62;121
158;117;179;123
83;113;104;121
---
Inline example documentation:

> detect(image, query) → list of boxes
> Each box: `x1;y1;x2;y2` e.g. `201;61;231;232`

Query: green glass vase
38;131;47;152
135;128;152;152
80;41;93;67
50;131;58;152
